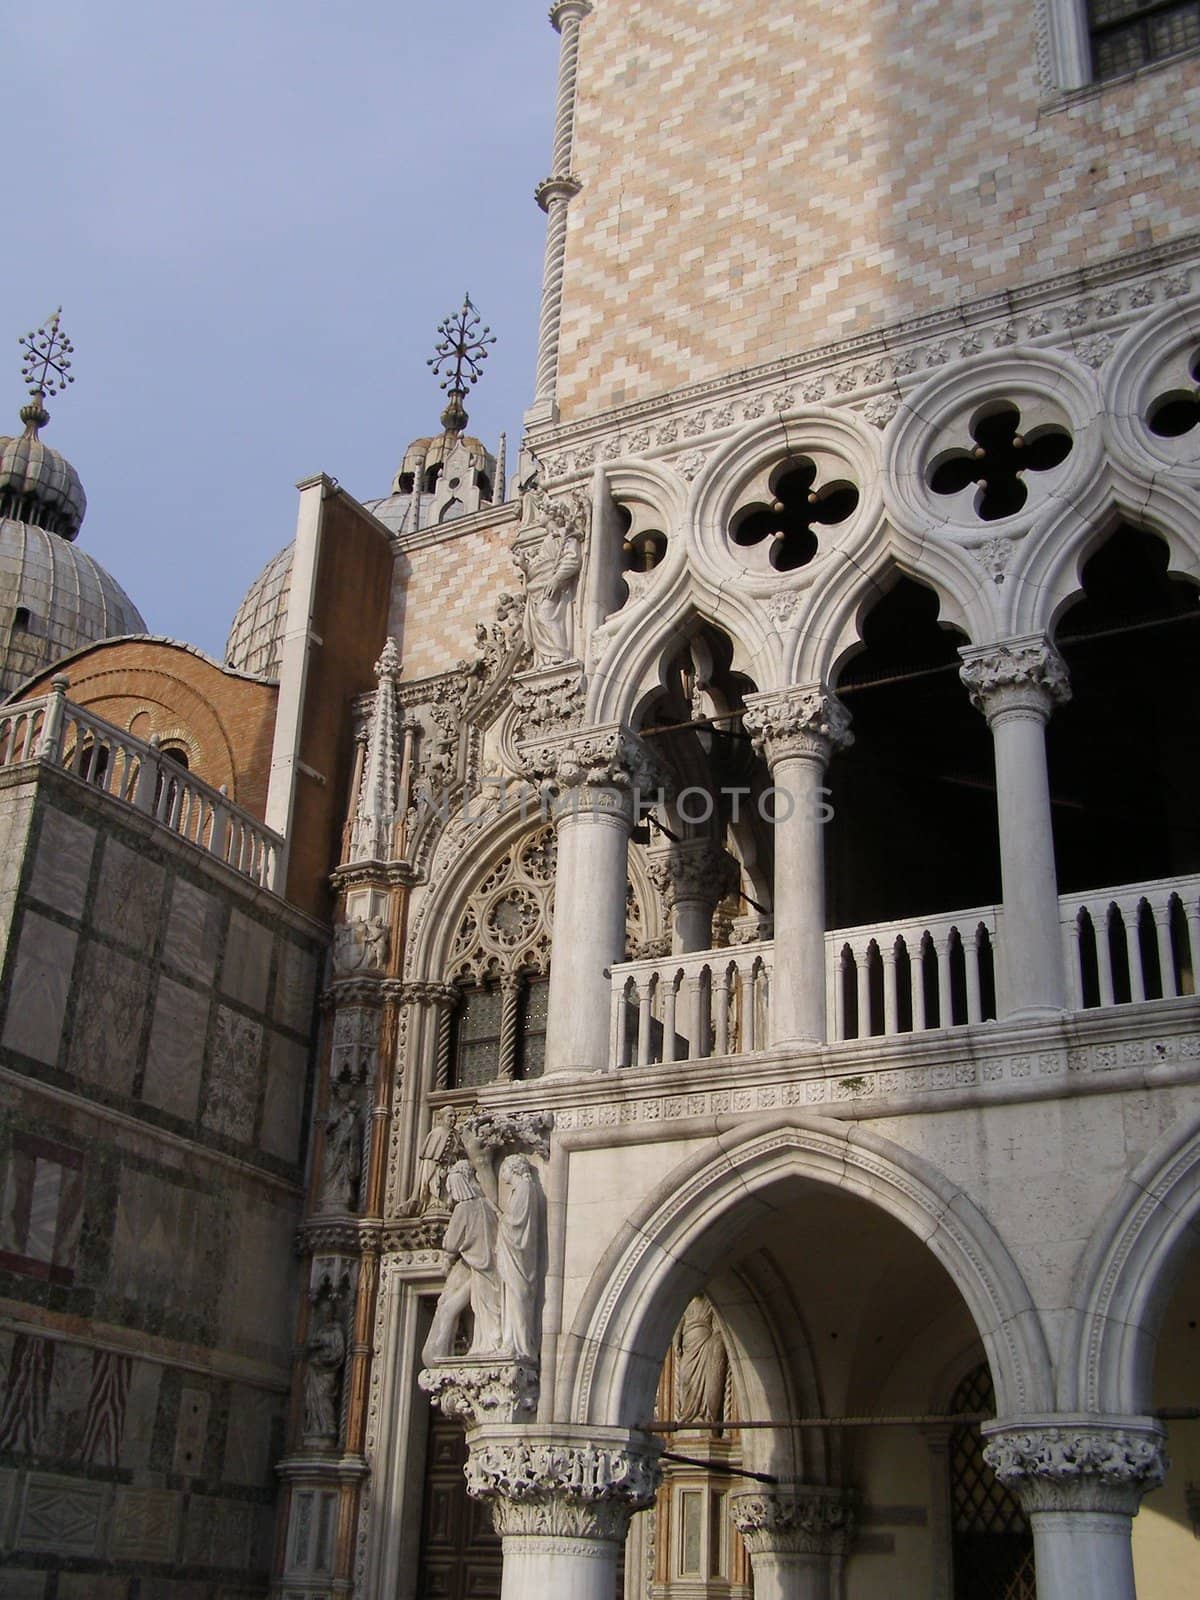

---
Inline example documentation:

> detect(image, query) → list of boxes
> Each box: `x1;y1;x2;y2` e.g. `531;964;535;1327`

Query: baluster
685;972;705;1061
210;786;232;864
1184;899;1200;997
833;945;847;1042
912;937;928;1032
935;936;953;1027
610;974;628;1068
965;925;983;1024
741;963;756;1054
713;966;731;1057
661;971;678;1063
1064;912;1084;1011
636;977;654;1067
1152;901;1177;1000
856;945;872;1038
1123;901;1146;1004
882;940;899;1036
1095;905;1117;1007
38;676;69;761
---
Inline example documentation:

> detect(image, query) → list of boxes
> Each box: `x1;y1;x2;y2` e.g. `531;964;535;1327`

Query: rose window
730;457;859;573
486;889;538;948
929;404;1072;521
1147;350;1200;438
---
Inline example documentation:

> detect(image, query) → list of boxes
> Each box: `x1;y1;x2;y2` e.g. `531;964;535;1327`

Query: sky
3;0;559;657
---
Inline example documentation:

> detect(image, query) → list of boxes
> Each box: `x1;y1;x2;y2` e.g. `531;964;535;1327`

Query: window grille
1089;0;1200;78
949;1364;1036;1600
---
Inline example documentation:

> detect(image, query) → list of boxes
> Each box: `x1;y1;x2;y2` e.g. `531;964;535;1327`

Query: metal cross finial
20;308;75;401
426;294;495;435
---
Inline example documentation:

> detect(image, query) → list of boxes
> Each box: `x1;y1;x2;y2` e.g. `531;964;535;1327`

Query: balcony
610;875;1199;1066
0;686;281;891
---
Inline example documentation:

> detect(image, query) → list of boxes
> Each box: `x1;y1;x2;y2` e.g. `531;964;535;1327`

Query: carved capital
981;1418;1167;1515
401;981;459;1010
731;1486;855;1556
535;174;583;211
466;1429;661;1542
648;840;739;912
742;686;853;768
518;721;668;809
959;635;1071;722
418;1361;539;1427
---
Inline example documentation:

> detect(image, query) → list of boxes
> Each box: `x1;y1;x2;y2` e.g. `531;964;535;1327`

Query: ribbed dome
0;517;146;698
0;408;87;540
225;543;294;680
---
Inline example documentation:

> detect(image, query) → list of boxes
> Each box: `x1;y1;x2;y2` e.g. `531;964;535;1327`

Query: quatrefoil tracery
731;457;860;573
1147;348;1200;439
928;404;1073;522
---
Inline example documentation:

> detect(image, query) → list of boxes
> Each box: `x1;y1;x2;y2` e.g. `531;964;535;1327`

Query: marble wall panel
39;1340;92;1459
202;1008;264;1144
142;977;210;1121
17;1471;108;1554
111;1484;181;1561
92;835;165;955
182;1493;254;1568
26;806;95;919
66;940;150;1096
162;878;220;985
0;1463;17;1542
109;1168;225;1333
0;1333;52;1454
275;939;317;1035
57;1578;129;1600
119;1359;163;1472
1;911;77;1065
79;1350;132;1467
260;1033;308;1163
218;1199;295;1365
0;1572;48;1598
221;910;271;1012
173;1385;211;1478
221;1385;280;1487
136;1581;209;1600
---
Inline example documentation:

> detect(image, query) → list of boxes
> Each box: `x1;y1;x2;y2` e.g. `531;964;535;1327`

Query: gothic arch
554;1114;1053;1435
1060;1107;1200;1416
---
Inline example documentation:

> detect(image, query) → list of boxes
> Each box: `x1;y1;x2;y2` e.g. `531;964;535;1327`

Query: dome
0;517;146;699
0;405;87;540
225;543;294;680
395;431;493;487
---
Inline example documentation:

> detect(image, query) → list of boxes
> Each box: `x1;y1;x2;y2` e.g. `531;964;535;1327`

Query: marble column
959;635;1071;1018
982;1417;1166;1600
523;723;663;1073
743;686;852;1046
648;839;739;954
466;1427;661;1600
731;1486;854;1600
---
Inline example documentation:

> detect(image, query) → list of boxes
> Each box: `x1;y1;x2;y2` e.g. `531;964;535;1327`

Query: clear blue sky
4;1;559;657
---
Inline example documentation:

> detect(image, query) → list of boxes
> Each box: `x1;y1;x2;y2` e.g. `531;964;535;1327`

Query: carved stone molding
959;635;1071;723
648;840;739;912
380;1213;448;1253
465;1430;661;1541
731;1486;856;1556
981;1418;1167;1515
400;981;460;1009
511;662;587;743
419;1361;539;1427
742;685;854;767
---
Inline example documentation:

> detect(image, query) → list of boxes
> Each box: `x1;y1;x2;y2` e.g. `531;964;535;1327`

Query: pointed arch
554;1114;1053;1434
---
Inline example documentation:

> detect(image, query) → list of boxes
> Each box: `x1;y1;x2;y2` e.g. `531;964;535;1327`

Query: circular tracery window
730;457;859;573
1147;349;1200;439
928;403;1072;522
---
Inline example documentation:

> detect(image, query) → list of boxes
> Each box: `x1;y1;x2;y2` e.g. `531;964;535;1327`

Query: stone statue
362;915;389;971
320;1081;363;1212
496;1154;540;1360
404;1107;457;1214
303;1296;346;1442
514;491;584;666
421;1159;504;1363
676;1298;728;1424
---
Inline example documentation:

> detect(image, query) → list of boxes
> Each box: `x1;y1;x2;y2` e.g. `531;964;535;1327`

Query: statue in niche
303;1295;346;1443
420;1111;549;1366
320;1080;363;1212
400;1107;458;1215
513;490;584;666
675;1297;729;1425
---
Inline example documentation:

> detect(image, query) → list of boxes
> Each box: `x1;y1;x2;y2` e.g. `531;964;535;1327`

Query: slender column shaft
1028;1510;1137;1600
748;1550;835;1600
500;1534;619;1600
960;637;1070;1019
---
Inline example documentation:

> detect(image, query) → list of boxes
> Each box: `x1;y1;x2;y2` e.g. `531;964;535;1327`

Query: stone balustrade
609;876;1198;1063
0;684;282;891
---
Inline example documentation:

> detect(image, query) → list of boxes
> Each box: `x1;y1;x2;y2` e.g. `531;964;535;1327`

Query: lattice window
1088;0;1200;77
949;1364;1036;1600
516;976;549;1079
451;985;505;1088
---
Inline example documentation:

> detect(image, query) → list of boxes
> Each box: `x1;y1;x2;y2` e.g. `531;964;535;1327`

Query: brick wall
389;504;521;680
555;0;1200;416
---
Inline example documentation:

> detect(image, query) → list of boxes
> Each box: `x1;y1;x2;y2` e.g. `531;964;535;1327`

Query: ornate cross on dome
17;309;75;435
427;294;495;435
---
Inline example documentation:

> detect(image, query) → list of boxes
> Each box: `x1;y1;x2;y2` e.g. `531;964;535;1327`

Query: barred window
1089;0;1200;77
450;974;550;1088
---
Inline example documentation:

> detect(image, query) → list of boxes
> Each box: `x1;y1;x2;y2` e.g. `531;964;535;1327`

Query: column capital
519;720;669;813
466;1426;662;1540
400;980;459;1010
419;1360;539;1428
647;839;739;912
958;633;1071;723
742;684;853;767
731;1485;856;1555
982;1417;1166;1515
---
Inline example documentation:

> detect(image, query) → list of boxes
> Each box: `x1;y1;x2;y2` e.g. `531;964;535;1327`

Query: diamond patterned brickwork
389;512;520;681
555;0;1200;418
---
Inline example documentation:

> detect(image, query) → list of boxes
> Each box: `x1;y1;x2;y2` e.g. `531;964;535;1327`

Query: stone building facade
1;2;1199;1598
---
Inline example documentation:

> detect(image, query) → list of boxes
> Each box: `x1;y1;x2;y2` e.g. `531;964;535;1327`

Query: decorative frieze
742;686;854;767
465;1433;661;1540
731;1486;855;1555
982;1420;1167;1514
